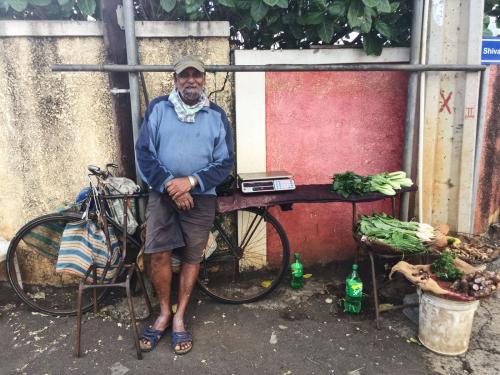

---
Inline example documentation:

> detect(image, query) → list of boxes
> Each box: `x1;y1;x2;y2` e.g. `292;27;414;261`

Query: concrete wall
0;35;116;238
0;20;230;280
235;48;411;263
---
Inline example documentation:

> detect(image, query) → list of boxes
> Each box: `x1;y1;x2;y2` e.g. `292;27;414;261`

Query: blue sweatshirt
135;96;234;196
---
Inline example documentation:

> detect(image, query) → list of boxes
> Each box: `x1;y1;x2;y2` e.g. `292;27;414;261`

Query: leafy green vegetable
431;251;464;281
357;213;431;254
330;171;365;198
331;171;413;197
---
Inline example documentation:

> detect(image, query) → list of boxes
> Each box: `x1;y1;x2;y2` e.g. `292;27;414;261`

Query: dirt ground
0;258;499;375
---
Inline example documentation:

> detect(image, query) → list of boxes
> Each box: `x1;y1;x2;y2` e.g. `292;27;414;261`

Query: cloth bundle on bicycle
102;177;140;235
56;220;120;282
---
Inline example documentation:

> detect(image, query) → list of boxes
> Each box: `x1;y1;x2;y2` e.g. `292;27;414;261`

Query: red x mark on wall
439;90;452;114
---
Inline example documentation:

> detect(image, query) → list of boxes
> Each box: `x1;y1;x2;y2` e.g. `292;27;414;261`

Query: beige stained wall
0;36;117;238
0;28;230;281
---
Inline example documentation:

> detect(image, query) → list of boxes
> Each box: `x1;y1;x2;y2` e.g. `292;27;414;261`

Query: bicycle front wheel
198;207;290;304
6;213;108;316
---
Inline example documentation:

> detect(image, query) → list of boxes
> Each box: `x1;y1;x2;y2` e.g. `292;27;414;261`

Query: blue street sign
482;37;500;64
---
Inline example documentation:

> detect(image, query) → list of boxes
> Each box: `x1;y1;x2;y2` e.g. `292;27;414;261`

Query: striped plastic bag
56;220;120;282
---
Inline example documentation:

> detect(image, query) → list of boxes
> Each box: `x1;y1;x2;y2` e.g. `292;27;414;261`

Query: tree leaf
391;1;400;12
376;0;391;14
219;0;236;7
7;0;28;12
317;18;334;43
314;0;327;9
77;0;95;16
185;0;202;13
347;0;365;28
483;28;493;37
361;0;379;7
363;32;383;55
160;0;176;12
328;2;346;16
263;0;279;6
57;0;72;6
234;0;252;9
250;0;269;22
360;10;372;33
301;11;324;25
375;20;392;38
29;0;51;6
364;6;376;18
276;0;288;8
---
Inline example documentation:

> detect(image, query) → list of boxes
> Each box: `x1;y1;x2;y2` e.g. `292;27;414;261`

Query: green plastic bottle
344;264;363;313
290;252;304;289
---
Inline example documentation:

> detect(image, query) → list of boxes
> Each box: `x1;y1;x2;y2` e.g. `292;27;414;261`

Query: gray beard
181;87;202;103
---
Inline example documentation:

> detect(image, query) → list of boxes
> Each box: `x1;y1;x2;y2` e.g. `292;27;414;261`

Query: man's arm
192;108;235;192
135;102;175;193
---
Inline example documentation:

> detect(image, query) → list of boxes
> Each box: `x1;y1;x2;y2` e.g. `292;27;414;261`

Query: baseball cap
174;55;205;74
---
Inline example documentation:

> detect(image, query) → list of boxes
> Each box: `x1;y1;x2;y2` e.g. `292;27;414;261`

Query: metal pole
470;66;490;233
51;63;486;73
401;0;424;221
122;0;146;221
122;0;141;180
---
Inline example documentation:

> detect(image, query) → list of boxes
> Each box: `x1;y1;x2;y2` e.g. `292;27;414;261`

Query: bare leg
140;251;173;350
172;262;200;352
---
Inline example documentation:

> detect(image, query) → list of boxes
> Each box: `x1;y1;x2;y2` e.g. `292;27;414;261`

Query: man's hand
166;177;192;200
173;192;194;211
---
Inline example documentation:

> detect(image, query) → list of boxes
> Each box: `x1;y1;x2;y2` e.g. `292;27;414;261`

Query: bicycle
5;164;290;316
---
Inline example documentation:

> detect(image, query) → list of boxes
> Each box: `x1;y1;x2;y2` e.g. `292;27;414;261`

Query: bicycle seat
87;165;103;175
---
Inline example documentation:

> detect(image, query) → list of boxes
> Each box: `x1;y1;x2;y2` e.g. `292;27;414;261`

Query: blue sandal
140;327;168;352
171;331;193;355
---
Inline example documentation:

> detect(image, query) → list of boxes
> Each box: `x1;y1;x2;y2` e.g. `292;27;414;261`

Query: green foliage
357;213;428;254
484;0;500;36
431;250;464;281
29;0;51;6
250;1;269;22
0;0;417;55
77;0;95;16
8;0;28;12
160;0;176;13
3;0;496;53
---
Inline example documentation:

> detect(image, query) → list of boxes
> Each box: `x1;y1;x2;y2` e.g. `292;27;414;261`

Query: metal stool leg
75;281;84;357
135;267;152;320
369;250;381;329
126;265;142;360
92;267;98;314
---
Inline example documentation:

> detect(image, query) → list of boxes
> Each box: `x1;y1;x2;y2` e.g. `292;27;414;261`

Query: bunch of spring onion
331;171;413;197
357;213;435;254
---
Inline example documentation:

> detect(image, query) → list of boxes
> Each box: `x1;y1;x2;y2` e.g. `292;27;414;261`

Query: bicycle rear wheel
197;207;290;304
6;213;108;316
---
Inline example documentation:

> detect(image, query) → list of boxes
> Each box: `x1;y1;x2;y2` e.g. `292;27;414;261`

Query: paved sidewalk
0;259;498;375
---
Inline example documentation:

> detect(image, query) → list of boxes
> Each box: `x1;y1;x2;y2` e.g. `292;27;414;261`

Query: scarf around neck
168;89;209;123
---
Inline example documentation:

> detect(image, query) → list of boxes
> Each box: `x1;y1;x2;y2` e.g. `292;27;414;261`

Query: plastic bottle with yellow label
344;264;363;313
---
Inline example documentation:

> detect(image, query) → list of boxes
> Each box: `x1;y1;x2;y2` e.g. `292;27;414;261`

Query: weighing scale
238;171;296;194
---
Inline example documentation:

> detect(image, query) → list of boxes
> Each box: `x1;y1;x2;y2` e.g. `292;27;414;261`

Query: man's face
175;67;205;104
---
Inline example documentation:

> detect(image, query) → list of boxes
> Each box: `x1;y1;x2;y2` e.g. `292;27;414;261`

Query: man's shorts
144;191;216;264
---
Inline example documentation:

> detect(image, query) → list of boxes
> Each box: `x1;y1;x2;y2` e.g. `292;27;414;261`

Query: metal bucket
418;292;479;355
